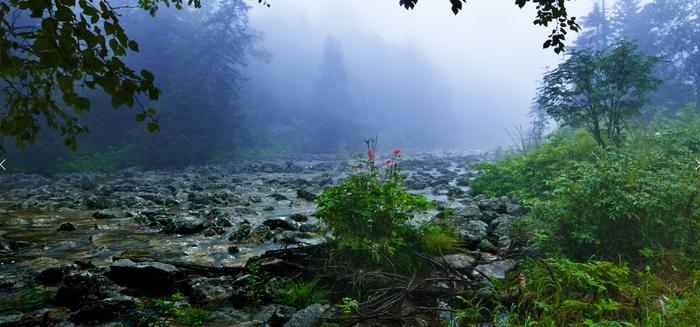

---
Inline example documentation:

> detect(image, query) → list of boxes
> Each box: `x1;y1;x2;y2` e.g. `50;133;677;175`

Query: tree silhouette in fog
306;38;363;153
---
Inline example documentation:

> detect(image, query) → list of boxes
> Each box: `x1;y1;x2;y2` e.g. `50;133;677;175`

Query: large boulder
55;271;119;310
108;259;181;294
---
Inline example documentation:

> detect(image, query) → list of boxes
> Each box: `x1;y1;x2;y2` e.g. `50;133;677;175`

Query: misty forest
1;0;700;326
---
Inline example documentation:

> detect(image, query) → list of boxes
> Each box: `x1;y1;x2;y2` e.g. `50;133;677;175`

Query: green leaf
147;122;160;132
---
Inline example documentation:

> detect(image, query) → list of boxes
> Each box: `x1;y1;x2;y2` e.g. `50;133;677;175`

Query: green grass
279;279;328;309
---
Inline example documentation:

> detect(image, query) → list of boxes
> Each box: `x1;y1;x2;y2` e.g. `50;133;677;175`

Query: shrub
315;142;431;264
471;111;700;261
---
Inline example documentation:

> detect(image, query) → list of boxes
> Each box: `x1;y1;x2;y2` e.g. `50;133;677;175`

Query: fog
244;0;598;150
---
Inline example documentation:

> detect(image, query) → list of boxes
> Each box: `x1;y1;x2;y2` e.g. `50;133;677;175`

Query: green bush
471;110;700;261
315;145;432;264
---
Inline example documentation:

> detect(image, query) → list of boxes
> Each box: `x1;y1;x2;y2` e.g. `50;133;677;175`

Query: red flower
385;159;393;165
391;148;401;156
368;148;376;162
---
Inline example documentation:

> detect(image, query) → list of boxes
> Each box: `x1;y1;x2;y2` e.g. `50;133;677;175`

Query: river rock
55;271;119;310
459;220;488;243
108;259;180;293
92;210;117;219
163;214;205;234
57;222;76;231
71;296;136;323
263;218;298;231
478;239;497;252
256;304;297;327
491;215;515;238
246;225;272;244
282;303;329;327
289;213;308;222
474;260;518;279
296;189;316;202
443;253;476;269
186;276;236;304
35;264;77;285
229;222;252;242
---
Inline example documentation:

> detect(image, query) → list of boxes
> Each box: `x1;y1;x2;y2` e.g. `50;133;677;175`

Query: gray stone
459;220;489;243
163;215;204;234
478;239;497;252
256;304;297;327
186;276;235;305
282;304;328;327
491;215;515;238
55;271;119;310
474;260;517;279
296;189;316;202
443;253;476;269
92;210;117;219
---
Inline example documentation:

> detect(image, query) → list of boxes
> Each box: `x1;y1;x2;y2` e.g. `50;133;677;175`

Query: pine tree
306;38;362;152
611;0;643;41
574;0;612;50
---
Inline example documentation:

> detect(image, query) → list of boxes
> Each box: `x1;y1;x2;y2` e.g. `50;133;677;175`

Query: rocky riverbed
0;152;526;326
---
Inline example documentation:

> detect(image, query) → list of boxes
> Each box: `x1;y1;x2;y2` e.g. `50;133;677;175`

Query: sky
247;0;605;149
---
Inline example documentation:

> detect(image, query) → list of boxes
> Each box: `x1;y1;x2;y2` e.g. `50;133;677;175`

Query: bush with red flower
316;141;454;266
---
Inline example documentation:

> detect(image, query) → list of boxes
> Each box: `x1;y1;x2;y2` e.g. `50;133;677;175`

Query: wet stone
108;259;180;294
92;210;117;219
55;271;119;310
35;264;77;285
289;213;308;222
263;218;298;231
229;222;252;242
57;222;77;231
246;225;272;244
296;189;316;202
